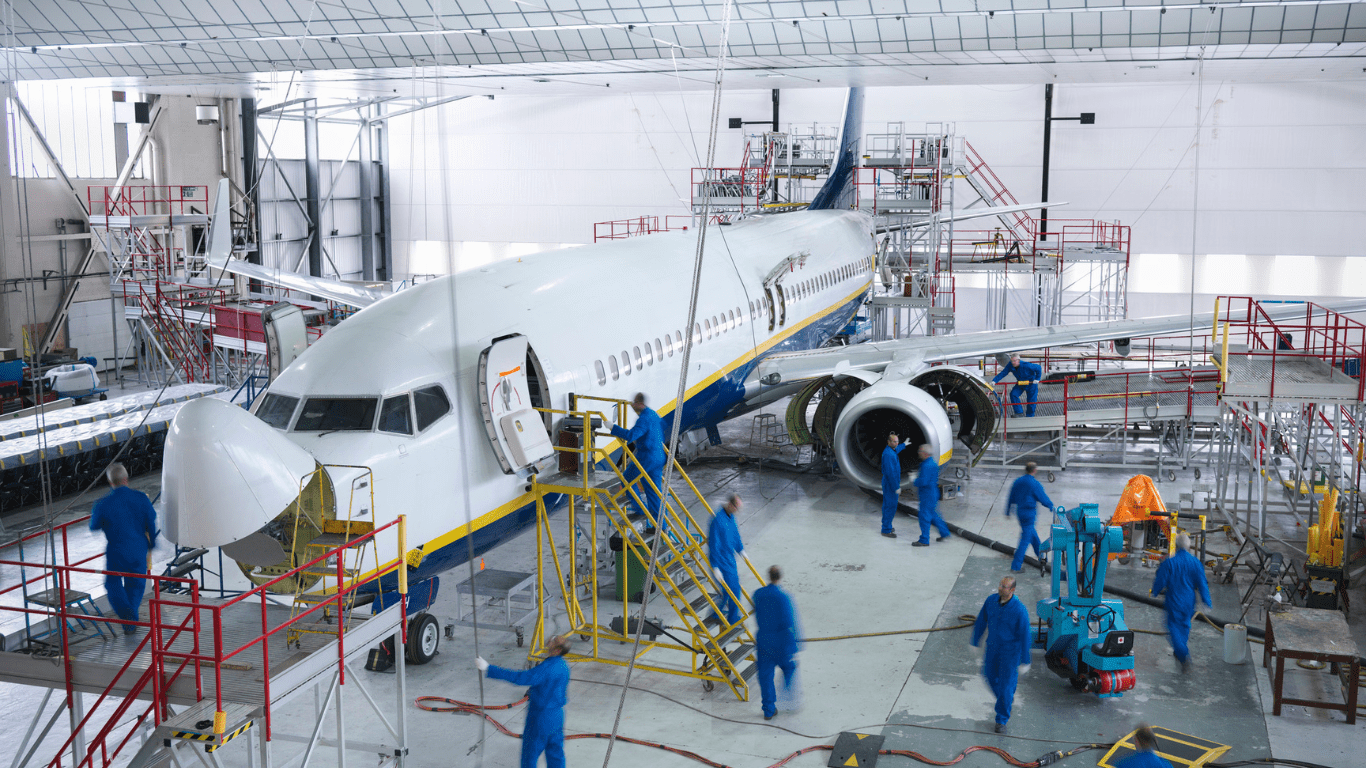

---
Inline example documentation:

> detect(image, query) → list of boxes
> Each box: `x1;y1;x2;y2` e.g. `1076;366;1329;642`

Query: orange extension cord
415;695;1066;768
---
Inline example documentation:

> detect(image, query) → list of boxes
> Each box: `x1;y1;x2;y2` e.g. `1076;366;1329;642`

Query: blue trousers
987;666;1020;725
757;651;797;718
520;710;565;768
1166;611;1192;663
1011;519;1042;570
105;568;146;627
917;502;951;544
1010;383;1039;417
880;485;898;533
715;565;742;624
624;462;666;535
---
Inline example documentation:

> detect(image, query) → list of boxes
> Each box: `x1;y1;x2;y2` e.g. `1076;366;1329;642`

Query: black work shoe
881;532;897;538
937;535;951;542
912;541;929;547
994;723;1007;734
764;714;774;721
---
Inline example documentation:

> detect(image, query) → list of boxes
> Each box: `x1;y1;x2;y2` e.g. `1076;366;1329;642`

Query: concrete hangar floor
0;412;1359;768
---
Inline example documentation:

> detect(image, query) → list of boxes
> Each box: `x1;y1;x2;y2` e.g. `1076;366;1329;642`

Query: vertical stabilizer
807;88;864;211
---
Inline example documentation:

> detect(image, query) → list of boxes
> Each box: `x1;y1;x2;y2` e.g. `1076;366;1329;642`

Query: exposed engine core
831;381;953;490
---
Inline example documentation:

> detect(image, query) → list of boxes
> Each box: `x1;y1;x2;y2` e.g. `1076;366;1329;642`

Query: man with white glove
475;635;572;768
707;494;746;625
970;576;1033;734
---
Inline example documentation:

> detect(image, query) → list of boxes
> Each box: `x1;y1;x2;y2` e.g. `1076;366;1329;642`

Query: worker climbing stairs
529;396;762;701
286;467;379;648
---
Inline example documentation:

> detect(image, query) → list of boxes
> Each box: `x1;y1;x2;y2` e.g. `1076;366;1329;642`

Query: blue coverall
486;656;570;768
994;360;1043;417
753;583;801;719
1151;549;1211;664
89;485;158;629
1116;750;1174;768
914;454;951;544
971;593;1032;727
880;443;909;534
611;407;667;533
707;507;744;624
1005;474;1053;571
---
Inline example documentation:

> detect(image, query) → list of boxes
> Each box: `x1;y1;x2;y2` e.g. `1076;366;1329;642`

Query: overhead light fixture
533;78;550;82
1137;65;1157;69
758;72;786;78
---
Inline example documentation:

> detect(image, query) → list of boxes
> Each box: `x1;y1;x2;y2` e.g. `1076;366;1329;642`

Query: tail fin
206;178;233;264
807;87;864;211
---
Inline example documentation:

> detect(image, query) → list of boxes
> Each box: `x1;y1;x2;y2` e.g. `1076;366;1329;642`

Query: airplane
162;87;1366;662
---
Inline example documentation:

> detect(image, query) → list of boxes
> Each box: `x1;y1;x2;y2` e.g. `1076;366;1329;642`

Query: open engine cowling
831;381;953;491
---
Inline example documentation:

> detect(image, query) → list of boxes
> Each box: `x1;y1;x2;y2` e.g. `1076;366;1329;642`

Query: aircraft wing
205;179;387;309
756;299;1366;385
874;202;1064;234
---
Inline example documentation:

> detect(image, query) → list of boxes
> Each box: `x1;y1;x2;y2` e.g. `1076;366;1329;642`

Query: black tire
1194;468;1202;480
516;629;524;648
1047;472;1056;483
1070;676;1088;691
98;393;107;401
1166;470;1176;482
954;467;965;479
702;680;715;692
406;612;440;664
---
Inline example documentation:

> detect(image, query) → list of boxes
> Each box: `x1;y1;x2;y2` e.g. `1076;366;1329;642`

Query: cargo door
478;334;555;474
262;302;308;381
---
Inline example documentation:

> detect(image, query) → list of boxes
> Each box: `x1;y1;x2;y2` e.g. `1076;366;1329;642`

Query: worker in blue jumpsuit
89;462;158;634
912;444;951;547
609;393;667;534
753;565;801;721
1005;462;1053;572
993;354;1042;417
971;576;1033;734
879;431;909;538
1116;725;1173;768
1151;533;1211;673
707;494;746;625
477;635;572;768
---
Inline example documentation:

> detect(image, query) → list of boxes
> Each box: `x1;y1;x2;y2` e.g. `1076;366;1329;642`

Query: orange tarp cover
1111;475;1169;530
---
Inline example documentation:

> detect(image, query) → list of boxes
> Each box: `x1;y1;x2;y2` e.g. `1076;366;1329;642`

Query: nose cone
163;397;318;548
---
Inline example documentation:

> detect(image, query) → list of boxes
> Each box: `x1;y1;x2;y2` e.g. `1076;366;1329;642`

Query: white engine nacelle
831;380;954;491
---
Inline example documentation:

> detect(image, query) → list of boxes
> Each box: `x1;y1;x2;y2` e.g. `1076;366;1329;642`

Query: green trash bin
612;533;653;602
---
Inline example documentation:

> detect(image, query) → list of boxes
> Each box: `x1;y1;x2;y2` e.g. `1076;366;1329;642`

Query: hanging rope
599;2;735;765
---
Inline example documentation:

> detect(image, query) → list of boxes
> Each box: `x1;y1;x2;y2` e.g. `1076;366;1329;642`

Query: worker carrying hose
708;494;747;625
971;576;1032;734
1116;724;1172;768
477;634;572;768
912;444;952;547
89;462;158;634
753;564;802;721
1005;462;1053;573
879;431;909;538
608;392;667;534
1151;534;1211;674
993;353;1042;417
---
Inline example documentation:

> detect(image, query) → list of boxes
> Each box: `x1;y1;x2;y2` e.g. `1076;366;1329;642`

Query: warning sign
827;732;884;767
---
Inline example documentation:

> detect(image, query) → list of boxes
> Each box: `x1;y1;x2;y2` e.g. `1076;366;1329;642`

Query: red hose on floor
415;695;1051;768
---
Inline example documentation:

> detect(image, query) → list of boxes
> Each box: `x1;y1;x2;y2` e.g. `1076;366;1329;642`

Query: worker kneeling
754;565;802;721
478;634;572;768
971;576;1032;734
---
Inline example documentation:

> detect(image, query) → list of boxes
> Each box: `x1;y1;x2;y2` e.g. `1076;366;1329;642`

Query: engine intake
831;381;953;491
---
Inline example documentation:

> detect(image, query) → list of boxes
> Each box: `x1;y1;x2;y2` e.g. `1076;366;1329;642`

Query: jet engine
831;381;953;490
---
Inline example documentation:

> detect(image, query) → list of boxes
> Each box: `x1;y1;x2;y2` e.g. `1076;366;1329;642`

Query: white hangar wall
387;81;1366;325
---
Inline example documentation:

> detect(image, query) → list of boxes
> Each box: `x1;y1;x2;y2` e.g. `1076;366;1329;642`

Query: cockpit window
413;385;451;432
256;393;299;430
379;394;413;435
295;398;379;432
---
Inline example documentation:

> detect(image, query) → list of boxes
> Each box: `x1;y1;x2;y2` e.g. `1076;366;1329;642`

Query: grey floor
0;413;1361;768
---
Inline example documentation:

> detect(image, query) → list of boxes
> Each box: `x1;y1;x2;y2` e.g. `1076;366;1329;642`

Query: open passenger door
478;334;555;474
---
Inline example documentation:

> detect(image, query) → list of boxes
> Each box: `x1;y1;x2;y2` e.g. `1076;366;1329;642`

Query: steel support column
358;107;376;282
241;98;262;267
303;102;323;278
377;116;393;281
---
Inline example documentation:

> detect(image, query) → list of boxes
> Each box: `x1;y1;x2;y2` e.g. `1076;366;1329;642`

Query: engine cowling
832;381;954;491
910;366;998;460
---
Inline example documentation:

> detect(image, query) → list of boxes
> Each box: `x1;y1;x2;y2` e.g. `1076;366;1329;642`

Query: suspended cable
599;1;735;765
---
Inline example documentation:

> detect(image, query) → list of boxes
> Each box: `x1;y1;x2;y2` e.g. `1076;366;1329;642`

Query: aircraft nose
162;397;318;548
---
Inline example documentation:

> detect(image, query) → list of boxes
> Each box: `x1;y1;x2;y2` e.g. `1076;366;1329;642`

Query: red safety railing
89;185;209;218
592;215;693;242
1214;297;1366;401
0;511;410;768
994;367;1222;435
122;280;232;383
690;167;764;213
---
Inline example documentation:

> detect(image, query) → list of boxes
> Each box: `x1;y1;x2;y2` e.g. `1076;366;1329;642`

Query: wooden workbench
1262;607;1359;724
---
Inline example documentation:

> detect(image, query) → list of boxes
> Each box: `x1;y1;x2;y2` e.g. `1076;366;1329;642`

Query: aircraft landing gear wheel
702;680;715;693
1047;472;1056;483
406;612;440;664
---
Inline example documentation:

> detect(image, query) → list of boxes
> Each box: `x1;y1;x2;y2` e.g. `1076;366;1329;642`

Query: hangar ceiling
7;1;1366;92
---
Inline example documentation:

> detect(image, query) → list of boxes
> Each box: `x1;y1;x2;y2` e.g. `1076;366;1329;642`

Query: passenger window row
253;386;452;435
593;296;772;386
787;257;871;302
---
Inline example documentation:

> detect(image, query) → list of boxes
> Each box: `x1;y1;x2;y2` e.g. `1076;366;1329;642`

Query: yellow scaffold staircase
286;466;379;648
528;396;764;701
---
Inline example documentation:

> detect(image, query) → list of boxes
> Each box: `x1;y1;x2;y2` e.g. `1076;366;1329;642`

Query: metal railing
1213;296;1366;401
